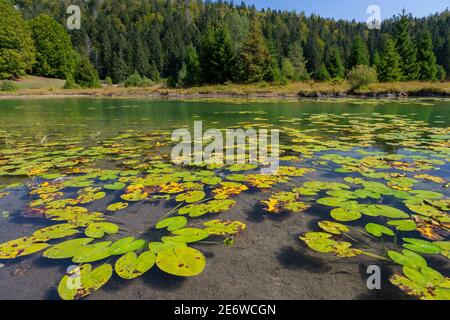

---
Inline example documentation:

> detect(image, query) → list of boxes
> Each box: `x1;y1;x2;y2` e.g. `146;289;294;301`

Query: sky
238;0;449;21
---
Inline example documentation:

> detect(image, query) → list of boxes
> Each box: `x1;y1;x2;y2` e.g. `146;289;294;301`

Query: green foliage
183;45;201;86
200;23;236;84
288;41;309;81
436;65;446;81
0;80;19;91
73;56;101;88
416;31;438;81
347;65;378;90
325;47;345;79
124;70;143;87
0;0;35;79
238;19;271;83
316;64;331;81
281;58;295;80
28;14;76;79
349;37;370;68
376;35;402;82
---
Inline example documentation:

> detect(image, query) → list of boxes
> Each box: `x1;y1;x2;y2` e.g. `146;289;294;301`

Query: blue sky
239;0;449;21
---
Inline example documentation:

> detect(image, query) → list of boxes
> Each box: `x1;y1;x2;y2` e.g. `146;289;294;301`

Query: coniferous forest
2;0;450;88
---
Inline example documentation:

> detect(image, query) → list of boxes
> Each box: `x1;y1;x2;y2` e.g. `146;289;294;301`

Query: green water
0;98;449;300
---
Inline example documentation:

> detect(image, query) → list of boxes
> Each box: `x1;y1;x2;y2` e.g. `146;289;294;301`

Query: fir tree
416;31;437;81
349;37;370;68
200;23;236;83
238;19;271;83
325;46;345;79
395;10;419;80
288;41;309;80
376;35;402;82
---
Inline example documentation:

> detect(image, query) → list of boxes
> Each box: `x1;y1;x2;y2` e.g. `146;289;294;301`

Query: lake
0;97;449;300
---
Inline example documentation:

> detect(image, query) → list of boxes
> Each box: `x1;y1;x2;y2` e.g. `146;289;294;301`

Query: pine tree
376;35;402;82
395;10;419;80
349;37;370;68
305;32;325;79
316;63;331;81
184;45;201;86
416;31;437;81
238;19;271;83
325;46;345;79
200;23;236;83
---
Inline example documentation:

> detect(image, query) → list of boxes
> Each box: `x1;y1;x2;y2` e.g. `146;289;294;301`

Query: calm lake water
0;98;449;300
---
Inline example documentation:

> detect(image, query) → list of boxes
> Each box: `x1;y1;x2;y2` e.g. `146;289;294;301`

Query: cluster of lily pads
0;110;449;300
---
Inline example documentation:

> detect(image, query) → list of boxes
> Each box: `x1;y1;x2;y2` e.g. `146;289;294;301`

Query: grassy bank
1;76;449;99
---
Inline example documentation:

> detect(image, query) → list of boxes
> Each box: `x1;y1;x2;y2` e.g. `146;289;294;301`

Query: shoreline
1;81;449;101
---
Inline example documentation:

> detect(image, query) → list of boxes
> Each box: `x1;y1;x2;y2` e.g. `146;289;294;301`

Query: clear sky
239;0;449;21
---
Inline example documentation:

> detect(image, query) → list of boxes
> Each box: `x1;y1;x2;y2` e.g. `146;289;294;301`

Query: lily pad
402;238;442;254
156;246;206;277
115;251;156;279
43;238;94;259
106;202;129;212
58;264;112;300
330;208;362;222
318;221;349;235
155;216;188;232
109;237;146;256
85;222;119;239
365;223;395;237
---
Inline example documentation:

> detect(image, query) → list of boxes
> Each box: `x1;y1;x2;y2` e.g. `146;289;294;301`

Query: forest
1;0;449;88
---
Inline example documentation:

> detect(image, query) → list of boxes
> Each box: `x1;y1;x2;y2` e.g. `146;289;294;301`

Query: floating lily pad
162;228;209;243
104;182;126;190
156;246;206;277
58;264;112;300
175;190;205;203
115;251;156;279
85;222;119;239
0;237;49;259
43;238;95;259
318;221;349;235
106;202;128;212
33;224;79;240
365;223;395;237
330;208;362;222
72;241;112;263
109;237;146;256
387;220;417;231
203;220;246;236
402;238;442;254
156;216;187;232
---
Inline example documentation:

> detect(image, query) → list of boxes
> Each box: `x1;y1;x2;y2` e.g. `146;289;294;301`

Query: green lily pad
387;220;417;231
175;190;206;203
106;202;129;211
72;241;112;263
388;249;427;268
330;208;361;222
318;221;349;235
203;220;246;236
156;246;206;277
0;237;49;259
115;251;156;279
402;238;442;254
365;223;395;237
148;240;187;254
43;238;94;259
109;237;146;256
361;205;409;219
156;216;187;232
162;228;209;243
33;224;79;240
58;264;112;300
